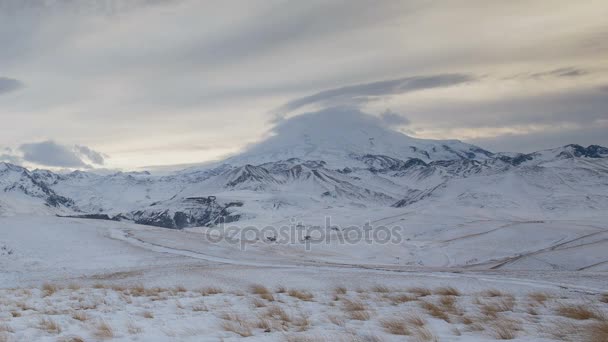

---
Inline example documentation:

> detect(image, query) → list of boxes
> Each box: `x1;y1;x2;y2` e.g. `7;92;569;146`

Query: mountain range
1;110;607;229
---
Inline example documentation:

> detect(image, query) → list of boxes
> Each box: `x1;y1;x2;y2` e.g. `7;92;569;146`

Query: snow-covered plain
1;215;607;341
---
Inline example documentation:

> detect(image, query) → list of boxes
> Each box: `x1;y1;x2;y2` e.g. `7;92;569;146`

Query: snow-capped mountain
1;110;607;228
225;108;493;168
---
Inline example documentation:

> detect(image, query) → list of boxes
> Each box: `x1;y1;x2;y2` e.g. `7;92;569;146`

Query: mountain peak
226;108;493;167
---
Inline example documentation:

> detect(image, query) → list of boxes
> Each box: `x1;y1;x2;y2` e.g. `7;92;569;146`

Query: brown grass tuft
412;325;437;341
481;289;504;297
601;293;608;304
142;311;154;319
388;294;416;305
38;317;62;334
556;304;601;320
380;318;410;335
479;296;516;318
263;305;292;323
127;321;143;334
586;320;608;341
221;313;253;337
198;286;223;296
288;289;314;301
419;300;449;322
57;336;86;342
276;285;287;293
342;299;371;320
489;317;522;340
527;292;549;305
408;287;432;297
71;311;88;322
93;321;114;339
41;283;58;297
334;286;347;295
371;285;390;293
251;284;271;295
434;286;460;296
252;298;267;308
10;311;20;318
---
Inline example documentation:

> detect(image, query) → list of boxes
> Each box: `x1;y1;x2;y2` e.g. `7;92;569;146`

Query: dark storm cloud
0;77;22;95
17;141;106;168
276;74;475;115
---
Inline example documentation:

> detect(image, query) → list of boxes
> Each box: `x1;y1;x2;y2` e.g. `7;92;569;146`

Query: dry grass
251;284;271;295
601;293;608;304
93;321;114;339
41;283;58;297
419;300;449;322
198;286;223;296
411;325;437;342
71;311;88;322
334;286;347;295
527;292;549;305
371;285;390;293
10;311;21;318
380;318;411;335
434;286;460;296
251;284;275;301
488;317;522;340
67;283;81;291
141;311;154;319
387;293;416;305
328;315;345;327
438;295;461;315
481;289;504;297
263;305;292;323
127;320;143;334
252;298;268;308
555;304;602;320
58;336;86;342
479;296;516;318
276;285;287;293
342;299;371;320
221;313;253;337
586;319;608;341
37;317;62;334
173;285;187;293
408;287;432;297
288;289;314;301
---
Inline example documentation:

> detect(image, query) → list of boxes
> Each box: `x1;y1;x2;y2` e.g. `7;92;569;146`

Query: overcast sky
1;0;607;170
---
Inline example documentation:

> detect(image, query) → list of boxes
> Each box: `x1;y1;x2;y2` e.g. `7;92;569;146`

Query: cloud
379;109;410;127
0;77;22;95
506;67;589;80
275;74;475;116
17;141;106;168
75;145;106;165
0;153;22;164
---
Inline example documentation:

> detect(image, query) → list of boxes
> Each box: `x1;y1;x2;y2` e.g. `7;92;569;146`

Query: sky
0;0;607;170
